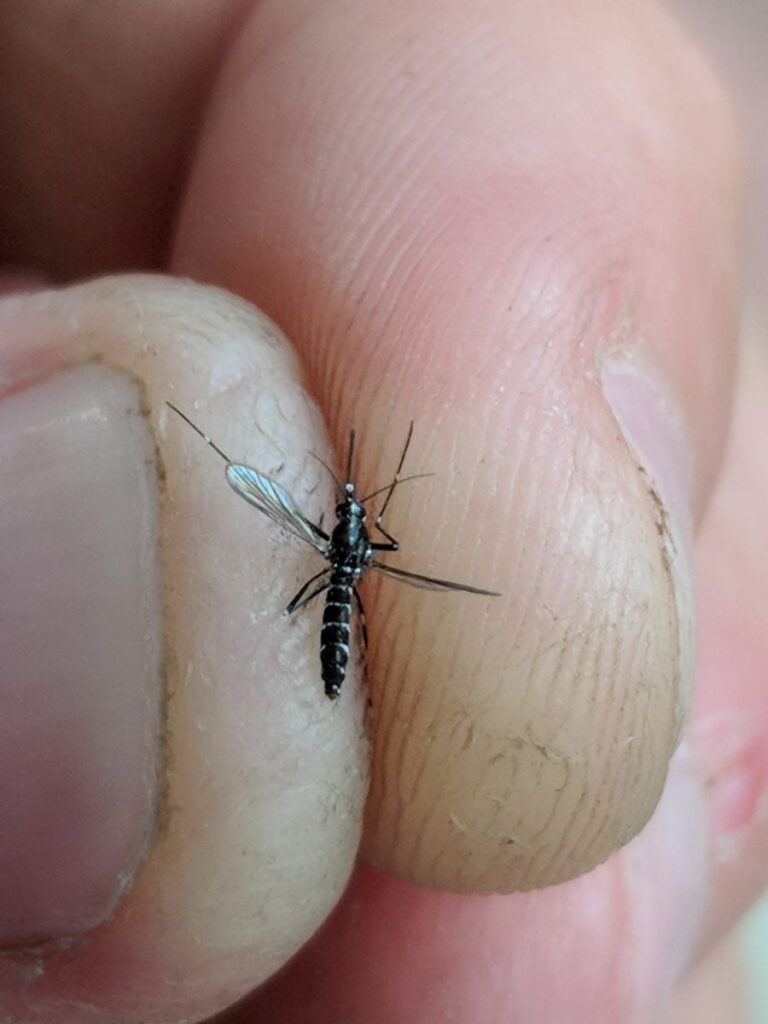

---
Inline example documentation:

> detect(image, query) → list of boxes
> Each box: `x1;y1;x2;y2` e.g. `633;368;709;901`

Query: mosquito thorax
335;496;365;520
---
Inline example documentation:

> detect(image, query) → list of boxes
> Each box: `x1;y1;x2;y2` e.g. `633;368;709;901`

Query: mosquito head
336;491;365;520
336;481;358;514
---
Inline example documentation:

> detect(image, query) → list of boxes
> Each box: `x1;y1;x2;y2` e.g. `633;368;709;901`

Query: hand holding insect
0;0;759;1021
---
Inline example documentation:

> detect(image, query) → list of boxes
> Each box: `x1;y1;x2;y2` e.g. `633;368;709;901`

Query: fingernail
0;364;162;945
622;744;709;1019
601;362;696;717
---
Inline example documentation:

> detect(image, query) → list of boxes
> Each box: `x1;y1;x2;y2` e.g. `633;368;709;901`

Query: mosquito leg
284;568;331;615
304;509;329;542
371;519;400;551
289;581;331;615
346;428;356;483
365;423;419;551
353;587;368;653
310;519;330;542
371;421;414;525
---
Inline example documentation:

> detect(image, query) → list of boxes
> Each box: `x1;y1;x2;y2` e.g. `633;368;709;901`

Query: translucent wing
226;464;327;553
372;561;500;595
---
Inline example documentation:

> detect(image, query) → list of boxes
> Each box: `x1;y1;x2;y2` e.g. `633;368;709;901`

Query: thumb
0;276;364;1023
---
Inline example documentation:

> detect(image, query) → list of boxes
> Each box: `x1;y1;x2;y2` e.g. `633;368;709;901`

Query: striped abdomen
321;573;353;699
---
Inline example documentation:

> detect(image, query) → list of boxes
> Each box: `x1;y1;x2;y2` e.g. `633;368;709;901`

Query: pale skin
0;1;766;1022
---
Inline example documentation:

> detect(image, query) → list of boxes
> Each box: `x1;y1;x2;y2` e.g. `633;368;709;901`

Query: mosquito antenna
166;402;231;463
346;428;356;484
376;420;414;521
309;451;343;494
360;472;434;504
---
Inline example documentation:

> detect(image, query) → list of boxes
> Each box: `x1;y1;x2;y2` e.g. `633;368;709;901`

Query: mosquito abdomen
321;577;353;698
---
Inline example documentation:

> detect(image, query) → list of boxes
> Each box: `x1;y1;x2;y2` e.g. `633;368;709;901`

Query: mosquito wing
372;561;500;596
226;464;327;552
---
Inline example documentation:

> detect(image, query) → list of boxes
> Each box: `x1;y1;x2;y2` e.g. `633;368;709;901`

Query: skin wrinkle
532;417;675;888
365;636;396;838
501;419;567;609
525;444;573;641
391;659;421;860
393;628;439;839
556;786;603;891
581;635;639;862
379;641;412;857
566;764;618;886
334;42;460;294
526;781;572;886
573;679;638;872
585;464;659;737
333;217;464;424
321;200;438;415
539;773;583;881
409;728;477;883
580;603;623;776
327;86;435;264
407;722;447;871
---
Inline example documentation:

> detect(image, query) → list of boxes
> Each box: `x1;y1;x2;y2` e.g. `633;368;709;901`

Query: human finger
0;276;367;1023
174;0;741;891
0;0;245;275
220;335;768;1024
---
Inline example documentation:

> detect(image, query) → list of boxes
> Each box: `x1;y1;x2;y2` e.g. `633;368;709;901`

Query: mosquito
167;404;500;699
